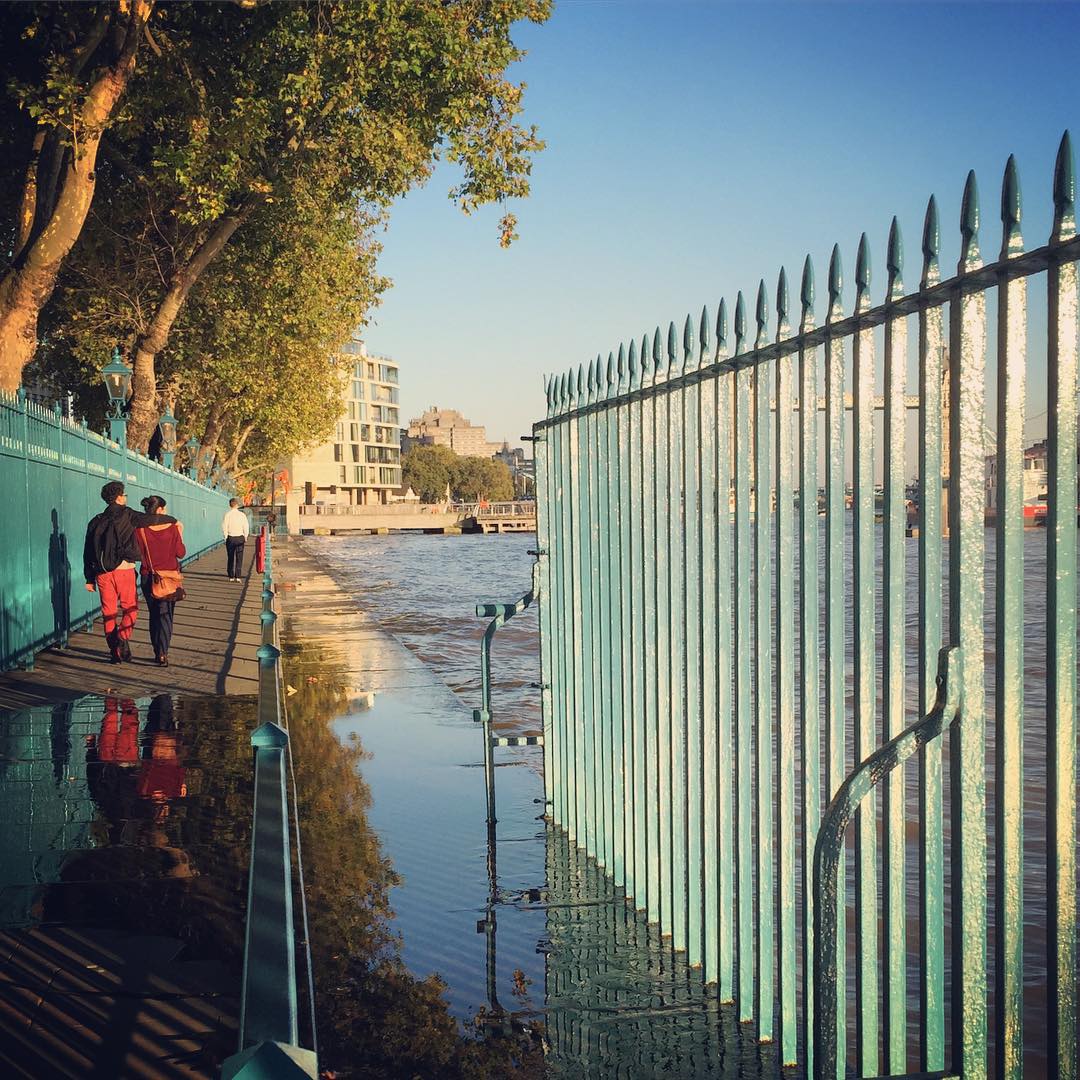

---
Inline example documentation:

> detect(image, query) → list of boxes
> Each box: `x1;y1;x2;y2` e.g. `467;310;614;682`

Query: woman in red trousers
135;496;185;666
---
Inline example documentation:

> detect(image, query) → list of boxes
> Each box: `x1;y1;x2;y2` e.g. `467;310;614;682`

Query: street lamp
157;407;178;469
100;347;132;445
185;435;200;479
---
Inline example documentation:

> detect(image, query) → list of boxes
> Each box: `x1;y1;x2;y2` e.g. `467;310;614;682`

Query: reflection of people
221;498;250;582
91;696;140;766
137;695;187;806
83;481;176;663
136;496;186;666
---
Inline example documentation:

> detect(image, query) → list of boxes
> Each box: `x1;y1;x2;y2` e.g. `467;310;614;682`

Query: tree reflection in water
281;633;545;1079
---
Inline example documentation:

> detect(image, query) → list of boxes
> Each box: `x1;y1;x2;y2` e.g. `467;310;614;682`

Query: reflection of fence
0;390;230;671
224;530;318;1079
533;134;1080;1078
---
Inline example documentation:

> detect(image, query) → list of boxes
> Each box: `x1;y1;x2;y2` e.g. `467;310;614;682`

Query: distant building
279;337;401;508
494;442;535;497
402;406;503;459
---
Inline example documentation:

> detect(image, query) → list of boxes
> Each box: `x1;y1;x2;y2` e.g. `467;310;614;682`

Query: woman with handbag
136;496;186;666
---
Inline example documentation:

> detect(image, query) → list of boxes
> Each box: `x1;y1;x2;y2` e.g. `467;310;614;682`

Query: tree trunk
196;399;225;481
0;1;152;392
126;208;249;450
221;421;256;473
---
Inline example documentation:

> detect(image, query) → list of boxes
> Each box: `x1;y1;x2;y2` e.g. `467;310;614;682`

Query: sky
361;1;1080;451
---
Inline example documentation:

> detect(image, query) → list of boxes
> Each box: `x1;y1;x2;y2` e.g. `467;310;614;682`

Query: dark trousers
225;537;246;578
141;577;175;659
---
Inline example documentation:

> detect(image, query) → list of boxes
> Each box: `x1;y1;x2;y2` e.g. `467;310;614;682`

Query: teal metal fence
0;388;230;670
532;132;1080;1078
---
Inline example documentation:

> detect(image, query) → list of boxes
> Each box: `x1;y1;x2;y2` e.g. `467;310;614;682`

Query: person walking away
136;496;186;666
84;482;177;663
222;498;249;582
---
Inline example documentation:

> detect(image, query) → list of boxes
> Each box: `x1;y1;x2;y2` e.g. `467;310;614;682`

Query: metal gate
532;132;1079;1078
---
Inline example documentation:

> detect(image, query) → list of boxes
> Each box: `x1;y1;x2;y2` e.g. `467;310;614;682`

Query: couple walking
83;481;185;666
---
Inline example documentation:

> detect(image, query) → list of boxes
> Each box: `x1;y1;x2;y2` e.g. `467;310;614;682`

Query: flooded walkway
0;545;265;1077
275;538;780;1078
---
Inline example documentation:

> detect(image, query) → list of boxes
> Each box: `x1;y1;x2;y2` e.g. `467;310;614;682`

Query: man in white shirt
222;499;250;582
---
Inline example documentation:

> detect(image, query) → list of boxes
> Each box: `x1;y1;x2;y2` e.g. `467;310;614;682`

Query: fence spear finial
576;363;585;401
653;326;664;379
628;339;639;388
716;298;729;359
887;217;904;300
776;267;790;338
682;313;695;371
558;371;568;412
959;169;981;272
699;304;711;366
1053;129;1076;241
827;243;843;323
921;194;940;288
641;334;652;386
1001;154;1023;257
800;255;815;332
734;291;747;354
617;343;627;391
755;279;769;348
667;321;678;372
855;232;871;312
606;351;616;398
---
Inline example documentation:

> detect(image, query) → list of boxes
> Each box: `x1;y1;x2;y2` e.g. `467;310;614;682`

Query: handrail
222;530;318;1080
473;560;541;829
812;646;962;1079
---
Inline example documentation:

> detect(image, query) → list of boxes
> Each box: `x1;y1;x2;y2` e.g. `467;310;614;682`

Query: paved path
0;545;262;711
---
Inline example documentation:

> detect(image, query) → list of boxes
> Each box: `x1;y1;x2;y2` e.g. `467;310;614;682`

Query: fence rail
533;131;1079;1078
223;531;318;1080
0;388;230;670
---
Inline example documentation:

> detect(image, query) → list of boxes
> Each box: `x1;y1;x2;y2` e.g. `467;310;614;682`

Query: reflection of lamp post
185;436;200;479
157;407;178;469
100;347;132;445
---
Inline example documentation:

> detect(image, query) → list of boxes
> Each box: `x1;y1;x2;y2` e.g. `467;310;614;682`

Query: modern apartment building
280;337;402;508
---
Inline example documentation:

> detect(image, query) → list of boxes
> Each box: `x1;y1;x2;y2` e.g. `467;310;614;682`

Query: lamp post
158;407;178;469
185;436;200;480
100;347;132;445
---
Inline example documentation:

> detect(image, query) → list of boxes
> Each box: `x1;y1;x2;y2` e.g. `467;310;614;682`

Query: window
370;405;383;422
353;466;362;484
360;424;371;442
350;423;358;442
335;422;345;441
358;402;367;421
333;444;343;462
351;443;360;462
351;380;364;400
347;401;357;420
354;362;364;378
379;365;398;384
379;467;397;485
339;466;347;483
385;407;399;424
367;362;375;378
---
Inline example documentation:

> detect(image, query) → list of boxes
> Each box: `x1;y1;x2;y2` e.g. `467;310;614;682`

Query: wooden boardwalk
0;544;262;711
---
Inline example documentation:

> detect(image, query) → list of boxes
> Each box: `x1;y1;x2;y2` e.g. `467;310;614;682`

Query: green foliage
9;0;549;467
403;445;516;503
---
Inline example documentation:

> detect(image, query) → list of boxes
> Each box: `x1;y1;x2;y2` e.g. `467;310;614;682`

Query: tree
77;0;549;450
0;0;153;390
451;456;515;502
402;444;458;503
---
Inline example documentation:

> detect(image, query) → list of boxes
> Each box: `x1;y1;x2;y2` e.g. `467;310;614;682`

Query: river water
301;526;1069;1075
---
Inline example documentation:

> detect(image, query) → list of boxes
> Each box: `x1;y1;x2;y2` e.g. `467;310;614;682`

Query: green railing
0;388;230;670
223;531;319;1079
532;131;1079;1078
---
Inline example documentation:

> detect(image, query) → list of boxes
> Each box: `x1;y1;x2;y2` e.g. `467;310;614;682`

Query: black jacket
83;504;177;583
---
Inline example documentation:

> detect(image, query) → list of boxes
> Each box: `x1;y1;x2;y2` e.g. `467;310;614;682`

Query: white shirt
222;508;250;539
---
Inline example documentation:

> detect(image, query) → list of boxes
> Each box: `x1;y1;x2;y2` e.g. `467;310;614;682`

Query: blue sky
362;1;1080;449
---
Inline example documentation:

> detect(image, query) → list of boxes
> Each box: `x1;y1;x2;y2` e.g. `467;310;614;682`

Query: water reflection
0;692;255;1076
